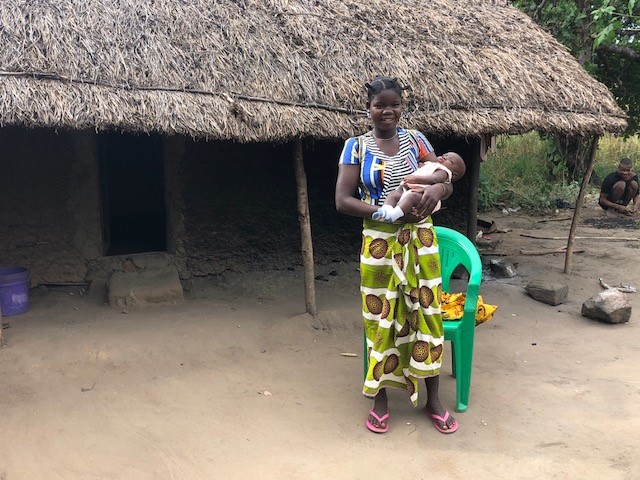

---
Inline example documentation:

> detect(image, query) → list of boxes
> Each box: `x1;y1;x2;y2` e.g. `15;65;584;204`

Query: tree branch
533;0;550;20
597;44;640;62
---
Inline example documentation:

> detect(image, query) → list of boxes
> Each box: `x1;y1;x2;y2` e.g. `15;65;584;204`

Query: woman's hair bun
364;76;406;100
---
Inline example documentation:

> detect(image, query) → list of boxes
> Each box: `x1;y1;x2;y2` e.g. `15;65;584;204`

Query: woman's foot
425;408;458;434
366;389;389;433
425;400;458;433
366;410;389;433
424;376;458;433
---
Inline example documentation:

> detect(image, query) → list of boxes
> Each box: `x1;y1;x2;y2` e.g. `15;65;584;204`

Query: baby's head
437;152;466;181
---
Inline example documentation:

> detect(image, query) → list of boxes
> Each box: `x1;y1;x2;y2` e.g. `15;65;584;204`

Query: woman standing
335;76;458;434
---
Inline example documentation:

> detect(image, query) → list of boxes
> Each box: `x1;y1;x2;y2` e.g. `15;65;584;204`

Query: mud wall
0;128;102;284
180;138;361;275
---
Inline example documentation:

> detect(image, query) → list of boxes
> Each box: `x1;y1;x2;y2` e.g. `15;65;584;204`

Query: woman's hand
405;183;451;218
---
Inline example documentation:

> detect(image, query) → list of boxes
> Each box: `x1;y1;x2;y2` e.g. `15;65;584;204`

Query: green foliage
548;180;582;203
543;135;569;180
478;133;559;212
477;174;504;212
591;1;640;48
478;133;640;211
594;49;640;133
513;0;640;135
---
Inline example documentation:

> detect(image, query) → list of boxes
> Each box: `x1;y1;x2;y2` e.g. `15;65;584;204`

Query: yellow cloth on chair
440;292;497;326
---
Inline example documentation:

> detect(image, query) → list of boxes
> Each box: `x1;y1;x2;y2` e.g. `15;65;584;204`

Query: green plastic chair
363;226;482;412
435;226;482;412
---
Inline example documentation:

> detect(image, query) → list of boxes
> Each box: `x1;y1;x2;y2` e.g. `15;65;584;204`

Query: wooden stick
536;216;573;223
565;136;599;274
521;247;585;255
0;70;366;116
293;139;317;316
520;234;638;241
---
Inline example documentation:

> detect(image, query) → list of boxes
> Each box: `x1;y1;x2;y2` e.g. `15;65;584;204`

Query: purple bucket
0;266;30;317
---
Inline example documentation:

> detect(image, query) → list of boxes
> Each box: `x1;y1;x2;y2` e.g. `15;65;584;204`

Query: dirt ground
1;201;639;480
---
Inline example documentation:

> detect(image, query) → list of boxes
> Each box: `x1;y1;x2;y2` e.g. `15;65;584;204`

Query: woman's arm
440;181;454;200
403;182;453;217
335;164;379;218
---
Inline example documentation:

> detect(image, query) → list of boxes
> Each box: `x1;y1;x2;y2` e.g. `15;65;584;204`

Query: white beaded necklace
371;130;398;141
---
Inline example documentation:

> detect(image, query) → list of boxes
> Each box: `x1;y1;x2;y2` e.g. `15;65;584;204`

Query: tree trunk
564;135;599;274
556;135;592;182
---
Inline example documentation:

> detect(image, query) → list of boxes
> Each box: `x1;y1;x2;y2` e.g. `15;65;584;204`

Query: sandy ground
1;203;639;480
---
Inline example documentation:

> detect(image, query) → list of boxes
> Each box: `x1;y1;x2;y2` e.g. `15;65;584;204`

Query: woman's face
368;89;402;132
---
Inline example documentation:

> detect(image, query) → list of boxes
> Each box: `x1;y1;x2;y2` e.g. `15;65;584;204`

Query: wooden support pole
293;138;317;315
466;138;481;242
564;135;600;274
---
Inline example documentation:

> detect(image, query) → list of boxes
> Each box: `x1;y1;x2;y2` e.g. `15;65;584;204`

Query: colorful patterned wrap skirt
361;217;443;406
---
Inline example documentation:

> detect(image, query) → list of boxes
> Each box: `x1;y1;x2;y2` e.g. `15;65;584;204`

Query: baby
372;152;466;222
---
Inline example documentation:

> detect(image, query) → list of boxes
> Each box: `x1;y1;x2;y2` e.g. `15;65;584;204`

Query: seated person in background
373;152;466;222
599;157;639;215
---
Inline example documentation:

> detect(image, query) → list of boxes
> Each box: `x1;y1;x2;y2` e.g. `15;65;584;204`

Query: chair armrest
461;283;480;327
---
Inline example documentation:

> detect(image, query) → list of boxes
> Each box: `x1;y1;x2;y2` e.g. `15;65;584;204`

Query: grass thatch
0;0;627;140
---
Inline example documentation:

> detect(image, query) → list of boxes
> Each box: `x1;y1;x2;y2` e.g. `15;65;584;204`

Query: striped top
338;128;434;206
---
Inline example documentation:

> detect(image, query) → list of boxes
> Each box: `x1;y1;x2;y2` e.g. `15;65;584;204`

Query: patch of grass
479;133;554;212
479;133;640;212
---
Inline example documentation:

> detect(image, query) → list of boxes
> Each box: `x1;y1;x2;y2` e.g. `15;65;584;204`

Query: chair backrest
434;226;482;293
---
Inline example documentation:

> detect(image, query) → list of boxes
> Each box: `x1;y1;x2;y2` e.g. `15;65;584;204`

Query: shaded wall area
0;127;102;284
180;139;361;275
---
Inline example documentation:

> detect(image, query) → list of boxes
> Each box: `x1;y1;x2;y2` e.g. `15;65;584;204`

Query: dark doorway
98;133;166;255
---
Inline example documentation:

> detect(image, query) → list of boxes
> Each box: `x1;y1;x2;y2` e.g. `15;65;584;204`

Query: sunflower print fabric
440;292;497;326
361;217;443;407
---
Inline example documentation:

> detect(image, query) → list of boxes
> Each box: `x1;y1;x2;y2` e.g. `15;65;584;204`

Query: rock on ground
581;289;632;324
526;279;569;306
107;267;183;308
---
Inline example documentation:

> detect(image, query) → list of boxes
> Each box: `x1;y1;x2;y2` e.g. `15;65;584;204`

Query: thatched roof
0;0;627;140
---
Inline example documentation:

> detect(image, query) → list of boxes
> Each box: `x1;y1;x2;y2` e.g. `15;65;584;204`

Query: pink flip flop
429;410;459;434
365;410;389;433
